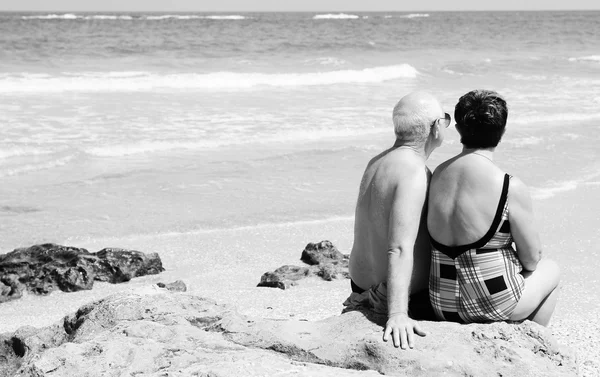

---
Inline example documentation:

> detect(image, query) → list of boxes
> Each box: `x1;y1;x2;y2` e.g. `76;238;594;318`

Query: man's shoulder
379;150;426;176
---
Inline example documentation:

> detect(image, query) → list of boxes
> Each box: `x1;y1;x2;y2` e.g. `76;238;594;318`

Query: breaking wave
0;65;419;93
313;14;360;19
399;13;430;18
568;55;600;63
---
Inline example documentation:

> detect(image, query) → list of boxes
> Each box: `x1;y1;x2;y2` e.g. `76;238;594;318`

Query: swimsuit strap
431;174;510;259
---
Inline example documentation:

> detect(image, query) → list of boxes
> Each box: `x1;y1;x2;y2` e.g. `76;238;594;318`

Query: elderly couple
345;90;561;349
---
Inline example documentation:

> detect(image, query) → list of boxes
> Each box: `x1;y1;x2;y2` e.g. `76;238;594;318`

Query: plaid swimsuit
429;174;525;323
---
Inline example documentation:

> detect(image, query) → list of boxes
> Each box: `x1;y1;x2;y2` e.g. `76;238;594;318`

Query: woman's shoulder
507;175;533;205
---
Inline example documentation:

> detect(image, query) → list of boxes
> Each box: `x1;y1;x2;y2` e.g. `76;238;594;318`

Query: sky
0;0;598;12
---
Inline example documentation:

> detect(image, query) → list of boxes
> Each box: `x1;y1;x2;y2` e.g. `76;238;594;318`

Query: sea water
0;11;599;251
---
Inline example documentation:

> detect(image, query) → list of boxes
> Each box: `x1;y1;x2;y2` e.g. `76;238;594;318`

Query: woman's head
454;90;508;148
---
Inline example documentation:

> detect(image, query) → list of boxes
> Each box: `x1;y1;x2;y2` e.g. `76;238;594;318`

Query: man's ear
431;123;441;139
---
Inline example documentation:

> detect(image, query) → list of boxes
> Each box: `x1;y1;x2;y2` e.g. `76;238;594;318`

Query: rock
300;240;346;265
156;280;187;292
258;240;349;289
0;243;164;303
257;265;311;289
0;291;576;377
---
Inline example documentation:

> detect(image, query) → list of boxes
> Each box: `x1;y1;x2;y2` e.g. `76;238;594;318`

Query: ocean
0;10;599;251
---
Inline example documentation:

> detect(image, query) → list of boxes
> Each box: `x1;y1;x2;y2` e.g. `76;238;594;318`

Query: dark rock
0;243;164;303
0;275;24;302
0;291;576;376
156;280;187;292
257;265;311;289
91;248;164;283
259;241;349;289
300;240;345;265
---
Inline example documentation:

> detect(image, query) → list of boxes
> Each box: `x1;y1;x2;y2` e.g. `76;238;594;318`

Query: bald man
346;91;450;349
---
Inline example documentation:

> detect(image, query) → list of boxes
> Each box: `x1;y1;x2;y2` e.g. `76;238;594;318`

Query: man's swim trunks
429;174;525;323
346;279;436;321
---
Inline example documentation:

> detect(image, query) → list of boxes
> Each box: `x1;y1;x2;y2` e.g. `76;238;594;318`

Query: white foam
509;73;549;81
568;55;600;62
511;112;600;125
84;126;389;156
0;155;75;177
84;15;133;20
0;147;57;160
503;136;543;147
144;15;199;20
531;171;600;200
399;13;430;18
203;15;246;20
304;57;347;66
144;15;245;20
89;215;356;242
531;181;578;200
313;14;360;19
22;13;79;20
0;65;418;93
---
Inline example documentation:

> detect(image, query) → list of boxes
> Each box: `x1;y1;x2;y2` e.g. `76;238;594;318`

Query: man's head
454;90;508;149
392;91;448;149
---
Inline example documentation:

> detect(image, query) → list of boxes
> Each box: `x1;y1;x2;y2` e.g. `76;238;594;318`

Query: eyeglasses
431;113;451;128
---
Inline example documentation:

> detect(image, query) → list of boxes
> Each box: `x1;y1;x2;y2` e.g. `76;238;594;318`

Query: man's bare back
348;147;431;294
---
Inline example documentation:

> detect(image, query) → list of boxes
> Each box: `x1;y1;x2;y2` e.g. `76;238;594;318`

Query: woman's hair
454;90;508;148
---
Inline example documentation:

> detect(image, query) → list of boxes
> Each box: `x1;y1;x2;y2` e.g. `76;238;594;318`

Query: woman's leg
510;258;560;326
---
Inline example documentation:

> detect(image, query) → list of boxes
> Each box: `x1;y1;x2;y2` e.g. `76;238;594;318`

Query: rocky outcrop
258;240;349;289
0;243;164;303
0;289;576;377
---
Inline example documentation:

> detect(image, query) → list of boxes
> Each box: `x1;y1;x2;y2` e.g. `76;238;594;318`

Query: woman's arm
508;176;542;271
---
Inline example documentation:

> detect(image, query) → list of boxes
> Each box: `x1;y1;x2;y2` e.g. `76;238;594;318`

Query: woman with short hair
427;89;560;325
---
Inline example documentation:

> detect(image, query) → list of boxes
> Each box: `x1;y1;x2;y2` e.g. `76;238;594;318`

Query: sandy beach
0;180;598;376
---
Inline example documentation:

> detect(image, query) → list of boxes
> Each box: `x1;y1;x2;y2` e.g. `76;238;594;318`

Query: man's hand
382;313;427;349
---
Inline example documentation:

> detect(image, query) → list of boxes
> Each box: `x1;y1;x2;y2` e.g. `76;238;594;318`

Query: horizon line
1;9;599;13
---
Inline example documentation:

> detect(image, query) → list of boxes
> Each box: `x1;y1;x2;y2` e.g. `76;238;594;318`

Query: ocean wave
22;13;79;20
502;136;543;147
21;14;133;20
303;57;347;66
143;215;356;237
313;13;360;19
84;127;388;156
144;15;200;20
531;170;600;200
511;112;600;125
531;181;579;200
568;55;600;62
84;15;133;20
0;147;58;160
144;15;246;20
399;13;430;18
508;73;550;81
0;65;418;93
203;15;246;20
0;155;75;177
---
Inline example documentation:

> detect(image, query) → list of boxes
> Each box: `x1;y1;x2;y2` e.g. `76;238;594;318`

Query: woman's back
428;153;507;248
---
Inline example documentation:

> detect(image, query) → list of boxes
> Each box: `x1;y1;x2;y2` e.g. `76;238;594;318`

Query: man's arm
382;163;428;349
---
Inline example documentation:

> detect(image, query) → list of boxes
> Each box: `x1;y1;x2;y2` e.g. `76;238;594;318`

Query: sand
0;185;598;376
